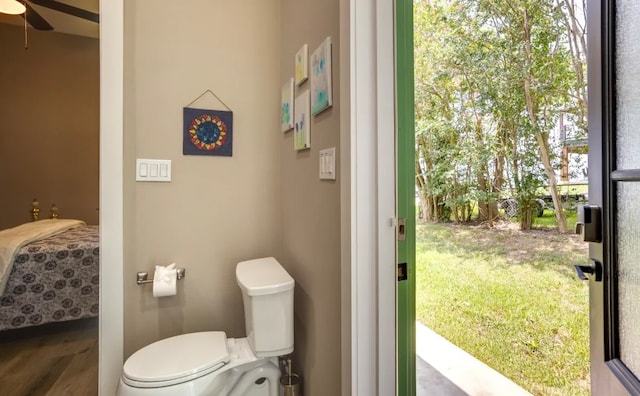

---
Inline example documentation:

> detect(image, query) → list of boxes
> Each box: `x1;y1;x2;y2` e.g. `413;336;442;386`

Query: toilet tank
236;257;294;357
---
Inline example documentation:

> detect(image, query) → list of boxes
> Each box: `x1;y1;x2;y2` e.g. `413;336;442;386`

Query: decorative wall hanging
311;37;333;115
294;90;311;151
281;78;294;132
183;90;233;157
295;44;309;86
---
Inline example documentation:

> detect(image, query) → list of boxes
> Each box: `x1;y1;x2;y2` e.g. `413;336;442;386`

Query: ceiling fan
0;0;98;31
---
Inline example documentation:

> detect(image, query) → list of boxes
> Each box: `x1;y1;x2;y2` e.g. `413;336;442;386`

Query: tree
507;0;572;232
415;0;585;232
415;1;504;225
557;0;587;135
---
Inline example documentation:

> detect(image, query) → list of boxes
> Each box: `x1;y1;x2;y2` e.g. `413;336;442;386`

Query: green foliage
414;0;587;230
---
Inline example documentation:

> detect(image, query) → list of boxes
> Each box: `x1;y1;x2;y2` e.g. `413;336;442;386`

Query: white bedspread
0;219;85;295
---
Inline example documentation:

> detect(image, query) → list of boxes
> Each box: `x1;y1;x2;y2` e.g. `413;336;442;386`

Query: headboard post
49;204;59;219
31;198;40;221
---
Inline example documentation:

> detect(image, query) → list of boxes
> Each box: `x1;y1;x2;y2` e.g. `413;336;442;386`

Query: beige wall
123;1;283;354
280;1;342;394
0;24;99;229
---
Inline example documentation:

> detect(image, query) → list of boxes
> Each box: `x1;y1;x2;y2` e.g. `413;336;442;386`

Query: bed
0;221;99;331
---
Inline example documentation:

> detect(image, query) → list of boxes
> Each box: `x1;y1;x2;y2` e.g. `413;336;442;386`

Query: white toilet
116;257;295;396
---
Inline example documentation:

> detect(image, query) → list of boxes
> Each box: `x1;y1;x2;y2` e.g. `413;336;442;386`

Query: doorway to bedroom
0;2;100;394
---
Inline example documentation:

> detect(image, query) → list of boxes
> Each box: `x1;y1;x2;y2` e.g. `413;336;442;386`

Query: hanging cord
185;89;232;112
23;1;28;50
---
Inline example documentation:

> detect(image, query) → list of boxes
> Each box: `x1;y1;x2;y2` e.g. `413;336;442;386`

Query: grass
501;208;578;230
416;222;590;395
531;209;578;230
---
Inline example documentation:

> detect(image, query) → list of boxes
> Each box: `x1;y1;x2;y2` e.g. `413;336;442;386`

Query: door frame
348;0;397;394
99;0;124;394
396;0;416;395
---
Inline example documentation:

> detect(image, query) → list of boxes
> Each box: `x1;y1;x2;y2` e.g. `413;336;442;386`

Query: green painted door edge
396;0;416;395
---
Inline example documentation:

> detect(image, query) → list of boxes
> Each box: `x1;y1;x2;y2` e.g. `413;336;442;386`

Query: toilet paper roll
153;263;177;297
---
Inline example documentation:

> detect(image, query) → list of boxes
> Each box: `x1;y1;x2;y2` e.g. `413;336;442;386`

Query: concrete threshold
416;321;532;396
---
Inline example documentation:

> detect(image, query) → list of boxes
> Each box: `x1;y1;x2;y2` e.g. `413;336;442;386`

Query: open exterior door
586;0;640;394
396;0;416;395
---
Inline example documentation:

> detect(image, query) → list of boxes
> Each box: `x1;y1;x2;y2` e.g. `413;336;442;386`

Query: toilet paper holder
136;268;186;285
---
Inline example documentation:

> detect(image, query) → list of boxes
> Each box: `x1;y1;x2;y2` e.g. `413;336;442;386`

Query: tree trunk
520;202;533;231
415;156;427;222
535;131;568;233
491;149;505;221
416;171;434;222
522;7;568;233
476;170;491;222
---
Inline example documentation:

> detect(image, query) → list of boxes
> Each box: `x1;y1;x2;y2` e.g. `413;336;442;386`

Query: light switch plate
136;159;172;182
319;147;336;180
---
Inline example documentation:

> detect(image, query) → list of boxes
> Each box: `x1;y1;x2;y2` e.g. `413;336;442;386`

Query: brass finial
31;198;40;221
49;204;59;219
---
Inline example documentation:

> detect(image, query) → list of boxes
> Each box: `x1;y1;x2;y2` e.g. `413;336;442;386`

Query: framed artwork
295;44;308;86
294;90;310;151
281;78;294;132
183;107;233;156
311;37;333;115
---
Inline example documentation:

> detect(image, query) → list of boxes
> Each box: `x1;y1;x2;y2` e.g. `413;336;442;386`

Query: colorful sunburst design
189;115;227;151
183;107;233;157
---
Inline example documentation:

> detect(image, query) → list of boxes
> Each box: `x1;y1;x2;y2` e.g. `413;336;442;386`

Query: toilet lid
123;331;230;385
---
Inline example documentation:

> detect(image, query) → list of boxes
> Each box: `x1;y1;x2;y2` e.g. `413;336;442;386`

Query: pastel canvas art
294;90;310;150
295;44;308;86
310;37;333;115
281;78;294;132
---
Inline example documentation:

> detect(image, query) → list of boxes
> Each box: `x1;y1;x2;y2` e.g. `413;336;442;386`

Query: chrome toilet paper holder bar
136;268;186;285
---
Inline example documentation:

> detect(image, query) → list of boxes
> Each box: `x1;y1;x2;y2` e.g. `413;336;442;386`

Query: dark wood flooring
0;318;98;396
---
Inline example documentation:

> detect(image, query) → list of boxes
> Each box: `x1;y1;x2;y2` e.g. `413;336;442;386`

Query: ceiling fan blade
28;0;99;23
20;3;53;30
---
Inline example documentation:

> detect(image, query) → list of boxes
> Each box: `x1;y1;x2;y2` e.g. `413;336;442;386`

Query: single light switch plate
136;159;172;182
319;147;336;180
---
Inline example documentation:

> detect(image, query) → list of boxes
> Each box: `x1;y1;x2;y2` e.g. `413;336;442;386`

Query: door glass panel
617;182;640;375
616;1;640;170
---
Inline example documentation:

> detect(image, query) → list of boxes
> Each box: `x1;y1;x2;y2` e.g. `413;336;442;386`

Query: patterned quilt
0;226;99;331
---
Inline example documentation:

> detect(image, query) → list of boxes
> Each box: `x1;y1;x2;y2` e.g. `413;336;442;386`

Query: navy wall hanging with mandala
183;107;233;156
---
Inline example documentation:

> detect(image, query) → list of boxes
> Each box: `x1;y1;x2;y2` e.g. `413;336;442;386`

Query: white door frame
349;0;396;395
99;0;124;394
98;1;395;395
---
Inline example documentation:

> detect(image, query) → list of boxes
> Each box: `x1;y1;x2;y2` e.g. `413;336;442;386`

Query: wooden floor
0;318;98;396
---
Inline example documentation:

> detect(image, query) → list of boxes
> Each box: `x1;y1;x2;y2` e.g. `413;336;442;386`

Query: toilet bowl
116;257;294;396
116;332;280;396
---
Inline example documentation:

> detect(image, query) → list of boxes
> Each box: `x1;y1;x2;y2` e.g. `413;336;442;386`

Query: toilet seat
122;331;230;388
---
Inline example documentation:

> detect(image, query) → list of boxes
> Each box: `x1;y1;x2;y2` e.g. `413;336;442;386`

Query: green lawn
416;222;590;396
530;209;578;230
